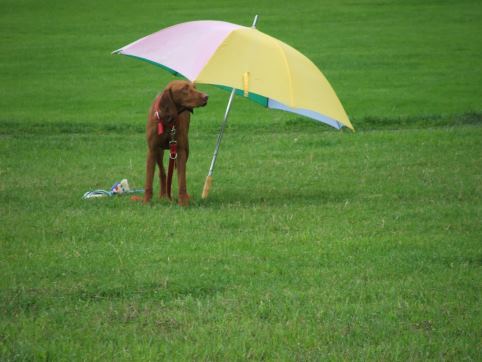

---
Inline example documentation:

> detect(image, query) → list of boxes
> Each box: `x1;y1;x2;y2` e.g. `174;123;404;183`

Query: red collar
155;111;175;135
155;108;192;135
155;111;165;135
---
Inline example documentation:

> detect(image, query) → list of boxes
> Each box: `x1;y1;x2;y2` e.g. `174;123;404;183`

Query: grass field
1;0;481;360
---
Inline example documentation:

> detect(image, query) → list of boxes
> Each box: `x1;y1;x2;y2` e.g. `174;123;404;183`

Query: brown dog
143;80;208;206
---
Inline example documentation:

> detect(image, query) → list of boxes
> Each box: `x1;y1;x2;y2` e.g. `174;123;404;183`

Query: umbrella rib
273;41;294;107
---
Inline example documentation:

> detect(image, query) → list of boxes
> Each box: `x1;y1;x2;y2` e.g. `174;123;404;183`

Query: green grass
1;0;481;360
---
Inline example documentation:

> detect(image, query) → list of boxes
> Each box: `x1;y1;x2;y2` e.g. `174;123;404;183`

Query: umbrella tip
251;15;259;28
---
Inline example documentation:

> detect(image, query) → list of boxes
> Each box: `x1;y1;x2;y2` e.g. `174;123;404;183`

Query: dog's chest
156;116;190;150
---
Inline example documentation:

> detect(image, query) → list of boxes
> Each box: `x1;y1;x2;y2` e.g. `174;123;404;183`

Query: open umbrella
113;16;353;198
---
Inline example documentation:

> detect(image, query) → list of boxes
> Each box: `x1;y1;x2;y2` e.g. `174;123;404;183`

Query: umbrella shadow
196;188;354;208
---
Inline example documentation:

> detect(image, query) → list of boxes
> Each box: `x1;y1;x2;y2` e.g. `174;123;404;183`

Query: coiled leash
82;179;143;199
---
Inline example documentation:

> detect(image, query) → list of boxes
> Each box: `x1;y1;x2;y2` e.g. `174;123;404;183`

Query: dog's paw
159;193;172;202
178;194;190;207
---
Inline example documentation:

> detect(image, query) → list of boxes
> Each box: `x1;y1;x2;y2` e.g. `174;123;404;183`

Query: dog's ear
157;88;177;123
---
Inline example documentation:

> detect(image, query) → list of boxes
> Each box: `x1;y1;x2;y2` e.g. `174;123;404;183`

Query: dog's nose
203;94;209;102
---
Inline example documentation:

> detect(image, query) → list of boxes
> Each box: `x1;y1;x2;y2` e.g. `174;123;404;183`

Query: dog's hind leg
144;148;157;203
176;149;190;206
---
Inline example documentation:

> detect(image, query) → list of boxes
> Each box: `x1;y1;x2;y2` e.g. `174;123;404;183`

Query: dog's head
157;80;208;121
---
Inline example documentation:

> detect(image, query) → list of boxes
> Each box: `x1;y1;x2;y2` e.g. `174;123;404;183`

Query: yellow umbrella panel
196;27;353;130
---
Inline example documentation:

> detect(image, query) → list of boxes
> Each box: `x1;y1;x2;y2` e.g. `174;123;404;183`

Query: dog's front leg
176;149;189;206
144;148;157;203
155;148;169;200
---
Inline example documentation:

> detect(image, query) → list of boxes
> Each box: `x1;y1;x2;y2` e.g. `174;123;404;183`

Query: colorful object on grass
111;179;131;194
82;179;143;199
112;20;353;130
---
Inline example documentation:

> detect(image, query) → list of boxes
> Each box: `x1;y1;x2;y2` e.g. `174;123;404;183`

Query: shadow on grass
193;188;355;209
2;112;480;136
1;281;225;315
76;281;224;302
351;111;482;131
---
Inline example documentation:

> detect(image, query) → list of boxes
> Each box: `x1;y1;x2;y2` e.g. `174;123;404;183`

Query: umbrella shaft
207;87;236;177
252;15;259;28
207;15;257;178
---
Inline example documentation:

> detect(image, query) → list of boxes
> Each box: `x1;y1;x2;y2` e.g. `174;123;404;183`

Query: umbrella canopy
113;20;353;130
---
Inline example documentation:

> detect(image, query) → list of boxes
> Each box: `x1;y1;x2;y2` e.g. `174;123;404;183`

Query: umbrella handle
201;175;212;199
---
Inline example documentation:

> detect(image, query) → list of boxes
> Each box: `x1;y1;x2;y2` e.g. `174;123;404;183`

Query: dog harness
155;105;193;199
155;111;178;160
